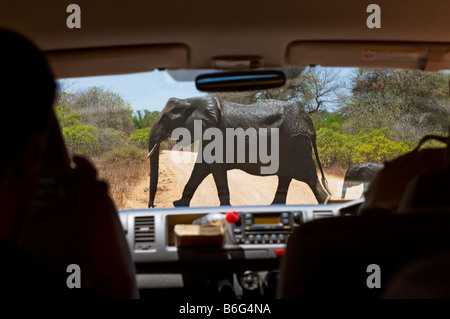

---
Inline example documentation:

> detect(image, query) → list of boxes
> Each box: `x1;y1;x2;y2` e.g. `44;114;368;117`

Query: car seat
380;137;450;298
382;251;450;299
276;210;450;298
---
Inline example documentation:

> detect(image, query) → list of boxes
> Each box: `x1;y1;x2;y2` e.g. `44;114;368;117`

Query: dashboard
118;200;362;299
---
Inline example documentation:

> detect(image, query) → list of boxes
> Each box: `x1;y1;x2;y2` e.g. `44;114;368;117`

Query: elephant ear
186;96;221;130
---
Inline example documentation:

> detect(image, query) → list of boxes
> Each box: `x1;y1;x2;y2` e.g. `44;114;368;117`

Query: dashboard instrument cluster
118;201;362;298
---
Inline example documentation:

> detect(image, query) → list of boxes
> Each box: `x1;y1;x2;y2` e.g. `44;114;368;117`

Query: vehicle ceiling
1;0;450;77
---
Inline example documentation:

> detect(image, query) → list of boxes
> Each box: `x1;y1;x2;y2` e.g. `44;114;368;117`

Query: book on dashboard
174;224;226;247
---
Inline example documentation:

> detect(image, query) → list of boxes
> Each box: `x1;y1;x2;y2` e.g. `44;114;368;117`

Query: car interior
1;0;450;301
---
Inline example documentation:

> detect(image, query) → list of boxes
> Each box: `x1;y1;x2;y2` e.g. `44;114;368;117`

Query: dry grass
91;154;149;209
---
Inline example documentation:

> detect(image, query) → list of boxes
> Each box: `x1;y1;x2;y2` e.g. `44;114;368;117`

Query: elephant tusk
148;144;158;158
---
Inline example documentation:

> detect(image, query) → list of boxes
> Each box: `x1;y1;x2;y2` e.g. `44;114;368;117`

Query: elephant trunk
148;143;160;208
147;121;169;208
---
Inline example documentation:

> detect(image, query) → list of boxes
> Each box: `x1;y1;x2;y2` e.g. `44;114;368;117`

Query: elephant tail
312;134;331;196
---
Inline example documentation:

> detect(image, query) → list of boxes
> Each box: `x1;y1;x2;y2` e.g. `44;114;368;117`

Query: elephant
341;162;384;199
147;96;331;208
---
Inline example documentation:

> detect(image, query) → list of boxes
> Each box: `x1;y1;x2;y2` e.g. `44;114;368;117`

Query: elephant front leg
210;163;231;206
271;176;292;204
173;162;210;207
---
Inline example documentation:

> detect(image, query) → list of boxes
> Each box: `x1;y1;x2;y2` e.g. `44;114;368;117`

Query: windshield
55;66;450;209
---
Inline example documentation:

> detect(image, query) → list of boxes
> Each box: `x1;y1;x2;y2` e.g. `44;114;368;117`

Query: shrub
316;126;412;168
101;146;147;166
132;110;160;129
54;104;81;127
94;128;130;154
352;134;411;163
316;128;359;167
315;114;344;132
62;124;99;156
129;127;150;149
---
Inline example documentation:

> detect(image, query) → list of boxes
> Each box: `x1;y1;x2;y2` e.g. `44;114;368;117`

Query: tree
55;80;78;106
341;69;450;141
68;86;135;134
132;110;160;129
210;66;345;114
301;67;345;113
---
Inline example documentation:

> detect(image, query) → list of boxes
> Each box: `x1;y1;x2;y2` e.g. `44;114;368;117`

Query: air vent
134;216;155;250
313;210;335;219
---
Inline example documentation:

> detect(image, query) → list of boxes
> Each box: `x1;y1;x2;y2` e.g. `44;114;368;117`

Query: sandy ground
122;150;363;209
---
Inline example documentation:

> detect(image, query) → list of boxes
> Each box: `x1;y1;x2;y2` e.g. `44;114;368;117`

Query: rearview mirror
195;70;286;92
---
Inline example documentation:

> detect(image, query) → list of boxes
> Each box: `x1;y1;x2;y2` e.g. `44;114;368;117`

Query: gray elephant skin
148;96;330;208
341;162;384;198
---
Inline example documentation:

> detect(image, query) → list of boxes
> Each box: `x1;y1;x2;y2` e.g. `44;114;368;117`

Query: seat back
382;251;450;299
277;210;450;298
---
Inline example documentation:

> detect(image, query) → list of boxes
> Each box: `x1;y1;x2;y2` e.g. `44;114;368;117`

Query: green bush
129;127;151;149
101;146;147;165
132;110;160;129
54;104;81;127
352;134;411;163
62;124;99;156
316;126;412;168
315;114;344;132
316;128;359;167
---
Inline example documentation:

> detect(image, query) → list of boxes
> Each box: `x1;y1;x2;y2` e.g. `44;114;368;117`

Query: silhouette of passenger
0;29;138;299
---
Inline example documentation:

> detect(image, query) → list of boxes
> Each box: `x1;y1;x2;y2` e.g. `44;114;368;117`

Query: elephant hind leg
290;151;330;204
210;163;231;206
271;176;292;205
305;177;330;204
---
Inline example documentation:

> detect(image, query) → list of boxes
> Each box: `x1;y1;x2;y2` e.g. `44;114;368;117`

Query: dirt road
122;150;363;209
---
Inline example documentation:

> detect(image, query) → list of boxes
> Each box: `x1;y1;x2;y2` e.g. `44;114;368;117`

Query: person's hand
17;156;138;298
64;156;138;298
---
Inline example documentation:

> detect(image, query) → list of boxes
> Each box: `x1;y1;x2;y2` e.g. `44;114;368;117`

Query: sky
57;67;356;113
58;70;206;112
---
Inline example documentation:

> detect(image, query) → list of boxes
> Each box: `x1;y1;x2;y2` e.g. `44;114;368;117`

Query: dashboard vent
313;210;334;219
134;216;155;250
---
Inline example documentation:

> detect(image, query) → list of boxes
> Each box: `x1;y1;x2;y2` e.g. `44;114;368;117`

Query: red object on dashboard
275;249;285;257
225;211;240;224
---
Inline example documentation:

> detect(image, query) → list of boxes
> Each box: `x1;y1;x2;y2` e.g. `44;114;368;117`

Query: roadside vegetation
54;67;450;207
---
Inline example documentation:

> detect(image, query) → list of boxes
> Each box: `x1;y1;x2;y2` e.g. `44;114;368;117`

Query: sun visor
286;42;450;71
45;44;189;78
